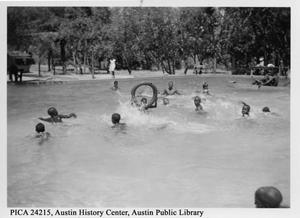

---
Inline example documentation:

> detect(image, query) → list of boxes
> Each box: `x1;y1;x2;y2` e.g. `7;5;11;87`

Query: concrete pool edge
7;73;290;86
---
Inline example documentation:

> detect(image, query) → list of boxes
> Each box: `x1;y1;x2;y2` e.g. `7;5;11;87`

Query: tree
8;7;290;76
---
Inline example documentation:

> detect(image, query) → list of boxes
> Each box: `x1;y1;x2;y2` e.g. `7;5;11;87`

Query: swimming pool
7;75;290;207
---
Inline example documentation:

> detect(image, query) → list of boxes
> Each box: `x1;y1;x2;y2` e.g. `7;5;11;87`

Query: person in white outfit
109;58;116;78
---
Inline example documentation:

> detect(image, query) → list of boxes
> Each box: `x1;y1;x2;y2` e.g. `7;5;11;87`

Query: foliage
7;7;290;74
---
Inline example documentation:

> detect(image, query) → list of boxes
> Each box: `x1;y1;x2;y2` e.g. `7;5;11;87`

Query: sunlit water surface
7;76;290;207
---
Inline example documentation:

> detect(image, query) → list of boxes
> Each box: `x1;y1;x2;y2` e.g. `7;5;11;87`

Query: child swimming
132;97;157;112
111;80;119;91
194;96;203;112
111;113;126;129
255;186;283;208
162;81;181;95
162;98;169;106
241;102;250;117
39;107;77;123
35;123;50;144
262;106;270;112
139;97;157;112
202;82;210;94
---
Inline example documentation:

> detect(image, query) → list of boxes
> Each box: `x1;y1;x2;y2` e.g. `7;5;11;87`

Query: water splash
100;99;213;134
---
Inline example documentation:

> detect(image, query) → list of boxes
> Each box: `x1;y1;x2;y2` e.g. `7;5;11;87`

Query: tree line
7;7;290;75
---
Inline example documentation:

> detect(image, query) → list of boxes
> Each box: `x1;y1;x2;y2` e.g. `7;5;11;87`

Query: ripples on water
7;77;290;207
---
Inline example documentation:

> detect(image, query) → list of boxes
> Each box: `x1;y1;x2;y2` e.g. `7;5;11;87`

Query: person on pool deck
35;123;50;144
255;186;285;208
194;96;203;112
39;107;77;123
241;101;250;117
111;113;126;129
162;81;181;95
202;82;210;95
109;58;116;79
111;80;119;91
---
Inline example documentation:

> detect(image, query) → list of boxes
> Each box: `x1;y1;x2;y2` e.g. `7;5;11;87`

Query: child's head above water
255;186;283;208
262;107;270;112
111;113;121;124
194;96;201;107
141;97;148;105
35;123;45;133
113;80;118;86
241;102;250;116
48;107;58;117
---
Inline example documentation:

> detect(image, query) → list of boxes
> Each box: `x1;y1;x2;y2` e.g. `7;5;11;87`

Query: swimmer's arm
174;90;181;95
162;90;168;95
38;117;53;123
241;101;249;106
59;113;77;119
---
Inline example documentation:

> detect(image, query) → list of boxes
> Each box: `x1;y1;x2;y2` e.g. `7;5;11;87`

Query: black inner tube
131;82;158;107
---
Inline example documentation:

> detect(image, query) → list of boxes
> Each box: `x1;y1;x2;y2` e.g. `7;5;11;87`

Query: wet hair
48;107;58;116
35;123;45;133
114;81;118;85
111;113;121;124
262;107;270;112
255;186;283;208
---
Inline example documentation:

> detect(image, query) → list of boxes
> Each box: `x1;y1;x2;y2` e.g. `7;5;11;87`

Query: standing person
256;57;265;75
109;58;116;79
250;57;257;76
8;63;19;82
258;57;264;67
279;59;287;78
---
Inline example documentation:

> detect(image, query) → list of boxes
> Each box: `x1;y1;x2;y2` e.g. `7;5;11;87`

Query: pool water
7;76;290;207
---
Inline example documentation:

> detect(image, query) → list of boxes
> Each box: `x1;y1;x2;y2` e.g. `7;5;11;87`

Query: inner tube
131;82;158;107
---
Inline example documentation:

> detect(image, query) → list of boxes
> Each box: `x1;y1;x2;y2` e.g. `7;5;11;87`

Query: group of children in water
109;79;284;208
35;79;275;138
32;78;285;208
110;79;274;127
